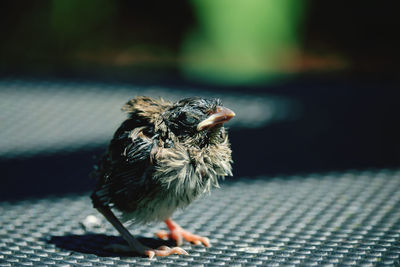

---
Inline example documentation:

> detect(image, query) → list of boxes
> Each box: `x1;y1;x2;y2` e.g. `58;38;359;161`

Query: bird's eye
184;114;197;125
177;113;196;126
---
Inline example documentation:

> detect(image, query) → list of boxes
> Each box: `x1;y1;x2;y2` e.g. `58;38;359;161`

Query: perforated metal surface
0;79;293;159
1;169;400;266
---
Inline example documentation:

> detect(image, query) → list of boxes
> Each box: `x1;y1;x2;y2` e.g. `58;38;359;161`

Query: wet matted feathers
90;96;235;258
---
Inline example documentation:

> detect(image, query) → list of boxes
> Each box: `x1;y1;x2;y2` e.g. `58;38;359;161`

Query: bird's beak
197;106;236;131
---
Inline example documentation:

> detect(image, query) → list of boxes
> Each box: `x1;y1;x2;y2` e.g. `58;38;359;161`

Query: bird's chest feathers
152;142;232;208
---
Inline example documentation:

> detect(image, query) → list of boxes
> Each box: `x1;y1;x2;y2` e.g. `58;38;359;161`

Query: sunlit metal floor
1;169;400;266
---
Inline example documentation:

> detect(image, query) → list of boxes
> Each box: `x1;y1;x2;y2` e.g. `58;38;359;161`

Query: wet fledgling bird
91;96;235;258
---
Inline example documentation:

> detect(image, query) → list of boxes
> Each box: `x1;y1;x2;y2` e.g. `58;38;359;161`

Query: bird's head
162;97;235;146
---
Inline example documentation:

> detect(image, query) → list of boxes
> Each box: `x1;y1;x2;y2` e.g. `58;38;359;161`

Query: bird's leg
156;218;210;247
95;205;188;258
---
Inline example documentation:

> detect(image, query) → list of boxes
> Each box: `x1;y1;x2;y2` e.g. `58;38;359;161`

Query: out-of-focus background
1;0;399;199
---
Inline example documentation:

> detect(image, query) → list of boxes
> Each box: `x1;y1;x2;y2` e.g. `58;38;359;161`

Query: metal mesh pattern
0;79;294;159
1;169;400;266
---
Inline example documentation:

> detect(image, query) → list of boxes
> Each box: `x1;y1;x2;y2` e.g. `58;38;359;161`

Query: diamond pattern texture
0;79;293;158
1;169;400;266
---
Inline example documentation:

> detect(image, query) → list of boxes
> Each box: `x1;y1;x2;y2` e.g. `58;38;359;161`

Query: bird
90;96;235;258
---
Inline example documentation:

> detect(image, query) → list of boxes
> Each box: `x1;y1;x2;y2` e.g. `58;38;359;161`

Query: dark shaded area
1;149;100;200
0;1;195;72
231;77;400;175
48;234;175;257
304;2;400;75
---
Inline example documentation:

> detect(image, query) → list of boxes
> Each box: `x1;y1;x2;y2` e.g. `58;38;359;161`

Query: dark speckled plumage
91;97;233;225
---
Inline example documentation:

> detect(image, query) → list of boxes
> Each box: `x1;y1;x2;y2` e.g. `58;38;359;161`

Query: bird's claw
156;229;210;247
146;246;188;259
105;243;187;258
155;230;170;240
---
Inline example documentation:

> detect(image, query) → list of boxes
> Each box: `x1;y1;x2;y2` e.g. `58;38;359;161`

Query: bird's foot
145;246;188;259
156;219;210;247
105;244;188;259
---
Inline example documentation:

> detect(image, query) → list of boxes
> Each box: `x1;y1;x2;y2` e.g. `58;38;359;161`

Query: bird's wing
92;121;159;211
91;96;174;213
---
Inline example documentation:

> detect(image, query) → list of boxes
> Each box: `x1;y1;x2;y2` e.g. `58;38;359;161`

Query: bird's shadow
48;233;176;257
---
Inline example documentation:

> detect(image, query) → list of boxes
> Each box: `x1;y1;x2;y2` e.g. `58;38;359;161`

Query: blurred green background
1;0;398;84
